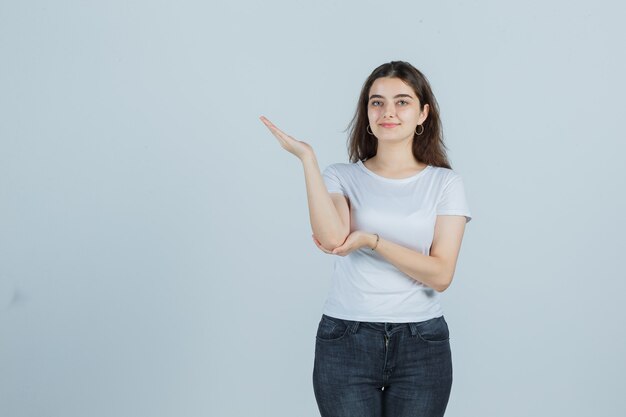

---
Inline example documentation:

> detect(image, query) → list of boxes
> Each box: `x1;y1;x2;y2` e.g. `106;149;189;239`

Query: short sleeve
322;164;347;196
436;173;472;223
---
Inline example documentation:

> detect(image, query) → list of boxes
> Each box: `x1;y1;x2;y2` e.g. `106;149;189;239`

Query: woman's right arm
301;154;350;250
259;115;349;250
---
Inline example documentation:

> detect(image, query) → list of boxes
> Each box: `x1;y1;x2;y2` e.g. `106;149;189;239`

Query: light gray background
1;1;625;416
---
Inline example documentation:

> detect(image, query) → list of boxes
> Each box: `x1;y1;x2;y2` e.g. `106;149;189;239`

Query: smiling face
367;77;429;142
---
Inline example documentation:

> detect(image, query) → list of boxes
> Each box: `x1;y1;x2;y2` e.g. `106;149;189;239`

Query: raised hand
259;115;315;161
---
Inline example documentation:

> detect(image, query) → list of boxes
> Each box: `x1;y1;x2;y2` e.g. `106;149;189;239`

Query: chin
376;133;409;141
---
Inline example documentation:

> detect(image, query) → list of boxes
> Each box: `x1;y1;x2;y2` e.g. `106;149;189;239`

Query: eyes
370;100;410;107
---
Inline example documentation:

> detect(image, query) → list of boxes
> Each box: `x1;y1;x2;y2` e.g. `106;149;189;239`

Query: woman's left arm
311;215;467;292
363;215;467;292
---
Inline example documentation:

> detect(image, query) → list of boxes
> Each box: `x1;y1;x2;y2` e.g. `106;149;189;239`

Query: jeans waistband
322;314;442;337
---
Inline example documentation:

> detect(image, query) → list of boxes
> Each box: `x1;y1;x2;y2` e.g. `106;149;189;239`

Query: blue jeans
312;314;452;417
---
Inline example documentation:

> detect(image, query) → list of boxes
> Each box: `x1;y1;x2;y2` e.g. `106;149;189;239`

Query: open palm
259;115;314;160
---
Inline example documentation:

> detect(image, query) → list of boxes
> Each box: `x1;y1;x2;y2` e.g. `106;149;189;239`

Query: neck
368;139;421;169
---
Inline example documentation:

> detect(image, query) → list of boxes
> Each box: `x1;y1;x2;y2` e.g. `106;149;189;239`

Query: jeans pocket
415;316;450;343
316;315;350;342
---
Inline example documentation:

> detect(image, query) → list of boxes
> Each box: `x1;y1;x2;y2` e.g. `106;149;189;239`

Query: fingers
260;115;314;161
260;116;293;145
260;116;282;134
260;116;293;138
259;115;274;128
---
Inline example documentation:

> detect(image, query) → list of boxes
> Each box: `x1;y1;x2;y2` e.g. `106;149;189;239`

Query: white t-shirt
321;159;472;323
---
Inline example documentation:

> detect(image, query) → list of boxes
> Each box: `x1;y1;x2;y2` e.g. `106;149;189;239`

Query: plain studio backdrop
1;1;625;416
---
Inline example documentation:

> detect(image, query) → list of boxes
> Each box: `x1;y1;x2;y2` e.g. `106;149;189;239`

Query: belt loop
408;322;418;336
350;320;360;334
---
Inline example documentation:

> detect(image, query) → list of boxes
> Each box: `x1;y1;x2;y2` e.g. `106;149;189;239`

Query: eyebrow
369;94;414;100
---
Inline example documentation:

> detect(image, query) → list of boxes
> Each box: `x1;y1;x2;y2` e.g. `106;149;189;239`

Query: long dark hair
346;61;452;169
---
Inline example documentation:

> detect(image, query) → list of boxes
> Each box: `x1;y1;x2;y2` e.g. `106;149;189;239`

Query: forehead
369;77;415;97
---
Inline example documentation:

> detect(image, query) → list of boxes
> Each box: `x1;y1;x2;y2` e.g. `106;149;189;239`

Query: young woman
260;61;472;417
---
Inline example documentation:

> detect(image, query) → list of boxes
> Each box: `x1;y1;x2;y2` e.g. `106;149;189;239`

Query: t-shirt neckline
357;160;432;183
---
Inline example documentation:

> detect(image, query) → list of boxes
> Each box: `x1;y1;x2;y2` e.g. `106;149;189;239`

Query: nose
382;102;396;118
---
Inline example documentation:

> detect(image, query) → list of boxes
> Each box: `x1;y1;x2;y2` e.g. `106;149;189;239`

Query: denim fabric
312;314;452;417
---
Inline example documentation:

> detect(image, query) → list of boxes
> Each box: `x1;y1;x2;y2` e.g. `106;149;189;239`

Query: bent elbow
319;234;348;251
433;275;453;293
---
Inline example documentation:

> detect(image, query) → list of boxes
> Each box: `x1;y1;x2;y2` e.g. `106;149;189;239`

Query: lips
380;123;399;128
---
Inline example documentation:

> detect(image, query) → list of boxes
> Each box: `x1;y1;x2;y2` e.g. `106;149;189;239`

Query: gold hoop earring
367;125;374;135
415;124;424;135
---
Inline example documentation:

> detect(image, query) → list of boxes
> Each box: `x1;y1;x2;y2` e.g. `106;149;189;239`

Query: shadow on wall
0;280;26;312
